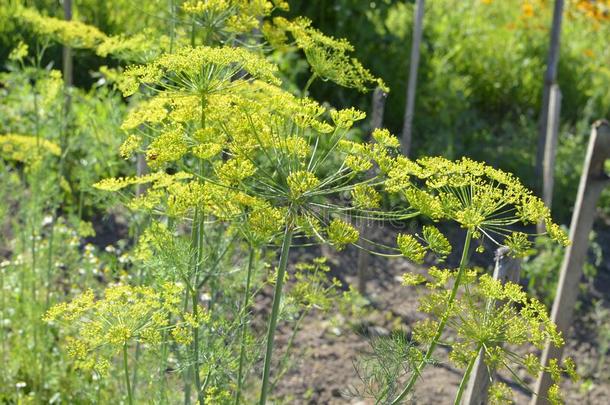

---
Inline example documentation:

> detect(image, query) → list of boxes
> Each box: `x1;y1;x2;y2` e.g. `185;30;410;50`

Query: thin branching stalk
271;309;308;392
123;343;134;405
453;344;482;405
391;230;473;404
235;246;256;405
192;287;204;404
259;222;294;405
303;73;317;97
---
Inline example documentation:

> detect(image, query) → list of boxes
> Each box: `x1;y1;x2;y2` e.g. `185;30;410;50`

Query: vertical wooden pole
370;87;386;132
536;0;564;190
531;120;610;405
537;84;562;234
463;247;521;405
401;0;424;156
62;0;73;88
357;88;386;295
543;84;562;209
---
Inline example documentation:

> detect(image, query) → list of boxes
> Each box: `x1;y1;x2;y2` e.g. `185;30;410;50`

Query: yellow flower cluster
286;170;320;200
267;17;388;92
119;45;279;97
97;30;170;62
397;233;426;263
8;41;28;62
17;7;107;49
93;171;192;192
385;156;569;250
406;266;576;402
0;134;61;164
43;283;188;374
17;6;175;64
182;0;288;35
327;219;359;250
351;184;381;209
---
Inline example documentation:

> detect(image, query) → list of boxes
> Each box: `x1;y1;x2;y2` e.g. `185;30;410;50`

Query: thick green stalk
188;92;208;405
391;230;473;405
235;246;256;405
259;224;294;405
123;344;134;405
190;209;205;404
453;345;481;405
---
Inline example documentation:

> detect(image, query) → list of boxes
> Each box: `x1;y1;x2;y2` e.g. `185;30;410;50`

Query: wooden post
535;0;564;190
357;87;386;295
463;246;521;405
370;87;386;132
537;84;562;234
62;0;73;88
531;120;610;405
400;0;424;156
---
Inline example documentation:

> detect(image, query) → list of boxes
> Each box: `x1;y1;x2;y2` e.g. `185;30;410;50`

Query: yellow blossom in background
0;134;61;165
269;16;388;92
8;41;28;62
43;283;193;374
521;1;535;18
17;7;107;49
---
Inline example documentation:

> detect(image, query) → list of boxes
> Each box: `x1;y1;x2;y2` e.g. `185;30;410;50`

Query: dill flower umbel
0;134;61;165
267;16;388;92
407;269;577;404
17;6;107;49
118;45;280;97
386;156;569;252
386;156;571;404
43;283;191;374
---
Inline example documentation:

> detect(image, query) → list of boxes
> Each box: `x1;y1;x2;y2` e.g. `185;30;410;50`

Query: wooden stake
531;120;610;405
536;0;564;190
537;84;562;234
62;0;73;88
401;0;424;156
463;247;521;405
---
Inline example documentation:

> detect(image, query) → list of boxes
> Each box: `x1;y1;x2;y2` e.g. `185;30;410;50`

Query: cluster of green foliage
0;1;601;404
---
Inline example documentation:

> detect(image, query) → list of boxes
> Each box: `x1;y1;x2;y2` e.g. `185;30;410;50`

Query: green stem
131;342;142;399
258;223;294;405
303;73;317;97
169;0;175;53
391;230;473;405
123;344;133;405
159;314;170;404
453;346;481;405
270;309;308;392
235;246;256;405
45;219;55;309
192;290;204;404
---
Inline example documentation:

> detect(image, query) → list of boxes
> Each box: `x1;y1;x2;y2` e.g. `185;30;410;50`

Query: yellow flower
286;170;320;200
522;2;535;18
397;233;426;263
327;219;359;250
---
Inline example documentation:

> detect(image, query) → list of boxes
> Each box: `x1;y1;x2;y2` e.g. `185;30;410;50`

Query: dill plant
94;42;405;401
1;23;134;402
364;156;577;404
3;2;582;404
79;2;402;402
